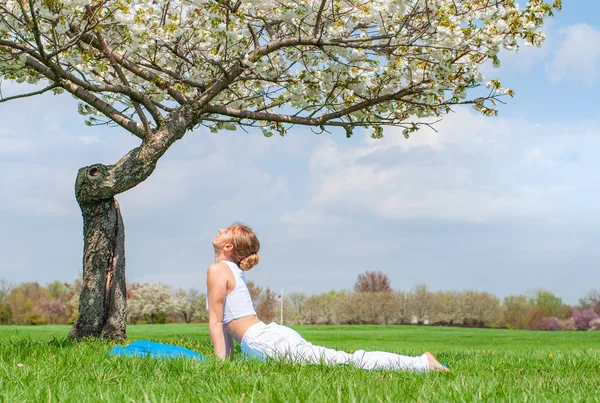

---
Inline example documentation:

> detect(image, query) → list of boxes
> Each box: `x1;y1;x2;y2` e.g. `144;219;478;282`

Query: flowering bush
571;309;600;330
527;309;548;331
40;300;68;324
545;317;561;331
558;318;576;331
589;318;600;331
128;283;177;324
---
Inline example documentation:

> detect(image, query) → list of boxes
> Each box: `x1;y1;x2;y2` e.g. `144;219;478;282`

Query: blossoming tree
0;0;560;339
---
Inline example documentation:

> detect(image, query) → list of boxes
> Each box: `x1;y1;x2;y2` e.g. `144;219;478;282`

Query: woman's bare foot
425;352;450;372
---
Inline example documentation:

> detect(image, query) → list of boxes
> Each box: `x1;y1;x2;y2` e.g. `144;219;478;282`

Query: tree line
1;271;598;331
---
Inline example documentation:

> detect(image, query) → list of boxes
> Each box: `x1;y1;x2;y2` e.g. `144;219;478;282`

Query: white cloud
524;147;554;167
261;176;288;201
280;209;348;238
118;133;300;216
547;24;600;84
286;107;600;225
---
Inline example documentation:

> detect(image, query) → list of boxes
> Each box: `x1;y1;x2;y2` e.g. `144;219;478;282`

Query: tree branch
69;29;190;105
0;84;59;103
93;28;163;134
16;53;146;139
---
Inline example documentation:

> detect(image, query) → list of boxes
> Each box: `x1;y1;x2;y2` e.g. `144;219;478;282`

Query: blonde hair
228;223;260;270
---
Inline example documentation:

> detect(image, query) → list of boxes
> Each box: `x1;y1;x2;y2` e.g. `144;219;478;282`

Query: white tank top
206;261;256;324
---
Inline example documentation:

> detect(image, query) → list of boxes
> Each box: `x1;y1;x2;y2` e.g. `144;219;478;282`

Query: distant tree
64;277;83;323
579;289;600;315
545;317;561;331
393;291;410;325
46;281;68;302
7;282;49;324
344;291;398;324
407;283;433;324
500;295;534;330
302;292;338;325
378;292;399;325
461;291;500;327
527;309;549;331
430;290;463;326
354;271;392;293
279;295;302;325
246;281;263;306
256;288;278;324
0;278;12;302
246;281;277;323
0;302;12;324
287;292;308;324
558;318;576;331
40;300;68;324
557;304;573;320
173;288;206;323
24;312;48;325
531;289;564;318
0;279;12;324
334;292;360;324
128;283;176;324
571;309;600;330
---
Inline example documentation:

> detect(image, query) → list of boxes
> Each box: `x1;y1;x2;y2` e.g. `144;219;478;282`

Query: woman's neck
213;251;232;264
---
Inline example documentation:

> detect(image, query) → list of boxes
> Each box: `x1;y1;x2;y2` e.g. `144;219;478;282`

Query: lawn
1;324;599;402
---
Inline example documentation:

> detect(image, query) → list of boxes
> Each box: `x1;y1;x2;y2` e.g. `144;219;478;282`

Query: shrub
545;317;561;331
572;309;600;330
68;311;78;324
501;294;534;329
589;318;600;331
527;309;548;331
165;315;178;324
558;318;576;331
24;312;48;325
532;289;564;318
0;302;12;324
40;300;67;324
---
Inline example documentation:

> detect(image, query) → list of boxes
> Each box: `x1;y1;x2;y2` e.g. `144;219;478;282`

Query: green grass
1;324;599;402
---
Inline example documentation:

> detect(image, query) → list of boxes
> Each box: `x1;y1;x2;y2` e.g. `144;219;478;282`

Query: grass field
1;324;599;402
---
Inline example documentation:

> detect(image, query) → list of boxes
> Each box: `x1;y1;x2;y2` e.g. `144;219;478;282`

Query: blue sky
1;2;599;304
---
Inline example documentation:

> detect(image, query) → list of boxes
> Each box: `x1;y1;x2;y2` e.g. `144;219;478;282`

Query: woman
207;223;449;372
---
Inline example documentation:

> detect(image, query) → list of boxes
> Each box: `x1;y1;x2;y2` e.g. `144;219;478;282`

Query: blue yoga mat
108;340;205;360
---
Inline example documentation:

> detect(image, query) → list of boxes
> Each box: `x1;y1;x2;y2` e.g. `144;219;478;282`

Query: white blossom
128;283;177;322
0;0;559;137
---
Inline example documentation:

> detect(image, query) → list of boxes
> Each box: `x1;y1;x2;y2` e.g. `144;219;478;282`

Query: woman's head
213;223;260;270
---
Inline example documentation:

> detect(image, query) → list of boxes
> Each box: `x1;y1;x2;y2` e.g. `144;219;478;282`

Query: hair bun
239;253;259;270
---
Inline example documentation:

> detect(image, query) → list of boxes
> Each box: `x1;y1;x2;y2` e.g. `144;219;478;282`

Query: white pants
240;322;429;372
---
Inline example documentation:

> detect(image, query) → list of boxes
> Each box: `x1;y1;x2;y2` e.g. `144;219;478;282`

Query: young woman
207;223;449;372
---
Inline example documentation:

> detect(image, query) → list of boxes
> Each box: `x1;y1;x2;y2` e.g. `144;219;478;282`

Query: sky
1;2;599;305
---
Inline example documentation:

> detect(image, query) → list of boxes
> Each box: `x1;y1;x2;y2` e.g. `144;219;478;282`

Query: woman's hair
228;223;260;270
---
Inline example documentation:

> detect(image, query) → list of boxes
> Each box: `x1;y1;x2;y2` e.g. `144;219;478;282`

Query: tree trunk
67;133;177;340
69;165;128;340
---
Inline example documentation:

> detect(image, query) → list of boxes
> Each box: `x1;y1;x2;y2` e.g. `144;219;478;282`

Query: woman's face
212;227;235;251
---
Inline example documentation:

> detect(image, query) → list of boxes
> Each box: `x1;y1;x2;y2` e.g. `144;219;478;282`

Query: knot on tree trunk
75;163;113;204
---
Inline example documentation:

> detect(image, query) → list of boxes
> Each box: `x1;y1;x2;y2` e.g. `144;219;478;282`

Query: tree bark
68;165;131;340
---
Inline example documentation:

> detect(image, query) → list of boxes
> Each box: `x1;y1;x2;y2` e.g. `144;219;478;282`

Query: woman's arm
206;263;231;360
224;329;235;358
